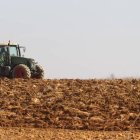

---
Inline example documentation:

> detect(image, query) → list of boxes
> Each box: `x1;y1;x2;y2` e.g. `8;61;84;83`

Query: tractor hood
11;56;36;70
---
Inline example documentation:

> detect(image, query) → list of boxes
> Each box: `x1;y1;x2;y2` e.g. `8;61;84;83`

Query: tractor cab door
0;47;10;76
0;47;9;66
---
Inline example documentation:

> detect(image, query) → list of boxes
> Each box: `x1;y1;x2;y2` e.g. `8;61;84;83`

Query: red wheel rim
14;68;25;78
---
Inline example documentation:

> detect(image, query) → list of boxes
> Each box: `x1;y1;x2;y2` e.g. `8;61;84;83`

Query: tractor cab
0;44;25;57
0;43;25;66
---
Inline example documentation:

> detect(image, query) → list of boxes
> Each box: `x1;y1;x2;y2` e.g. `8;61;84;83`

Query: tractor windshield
9;46;18;56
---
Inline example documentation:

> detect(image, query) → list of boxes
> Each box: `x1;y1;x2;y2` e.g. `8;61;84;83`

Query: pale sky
1;0;140;79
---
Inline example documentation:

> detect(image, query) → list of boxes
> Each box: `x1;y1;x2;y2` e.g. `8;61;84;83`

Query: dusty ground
0;78;139;139
0;128;139;140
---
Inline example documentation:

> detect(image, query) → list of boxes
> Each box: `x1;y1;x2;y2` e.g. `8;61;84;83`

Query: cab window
9;46;18;56
0;47;8;54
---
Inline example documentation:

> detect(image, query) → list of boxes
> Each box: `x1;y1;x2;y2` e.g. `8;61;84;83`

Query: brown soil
0;78;139;139
0;128;139;140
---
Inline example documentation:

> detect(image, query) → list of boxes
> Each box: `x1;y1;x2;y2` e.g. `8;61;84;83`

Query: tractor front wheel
12;64;31;78
34;65;44;79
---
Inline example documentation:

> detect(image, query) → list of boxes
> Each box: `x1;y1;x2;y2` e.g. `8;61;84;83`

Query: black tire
35;65;44;79
12;64;31;78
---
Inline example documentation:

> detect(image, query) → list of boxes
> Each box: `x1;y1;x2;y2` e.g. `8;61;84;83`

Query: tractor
0;41;44;79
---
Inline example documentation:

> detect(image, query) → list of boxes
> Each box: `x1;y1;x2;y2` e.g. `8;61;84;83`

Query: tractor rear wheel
12;64;31;78
35;65;44;79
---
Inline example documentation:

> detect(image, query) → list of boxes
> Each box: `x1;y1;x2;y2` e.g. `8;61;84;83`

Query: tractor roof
0;43;18;47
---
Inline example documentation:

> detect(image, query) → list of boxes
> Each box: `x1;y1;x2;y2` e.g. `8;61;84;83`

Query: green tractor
0;42;44;79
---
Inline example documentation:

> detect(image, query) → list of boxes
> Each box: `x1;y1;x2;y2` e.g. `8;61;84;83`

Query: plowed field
0;78;139;139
